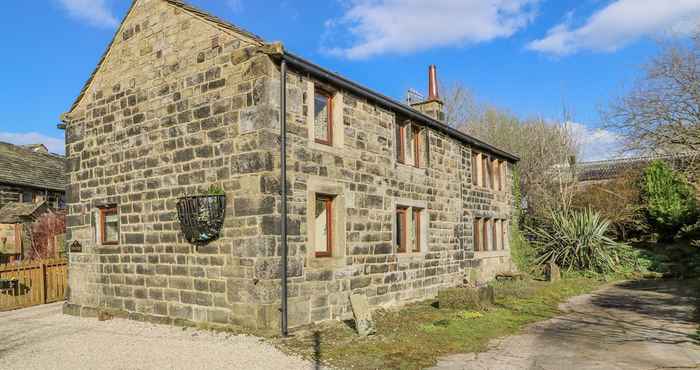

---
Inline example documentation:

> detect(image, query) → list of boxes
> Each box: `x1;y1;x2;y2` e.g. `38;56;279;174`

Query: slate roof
576;152;698;182
0;201;48;224
0;142;66;191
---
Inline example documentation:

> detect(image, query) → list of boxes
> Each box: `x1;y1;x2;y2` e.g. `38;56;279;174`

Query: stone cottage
60;0;519;331
0;142;66;210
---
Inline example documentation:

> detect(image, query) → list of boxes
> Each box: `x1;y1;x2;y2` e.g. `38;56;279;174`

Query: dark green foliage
527;209;639;274
641;161;697;239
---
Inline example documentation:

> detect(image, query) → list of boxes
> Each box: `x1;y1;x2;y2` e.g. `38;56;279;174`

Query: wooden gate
0;258;68;311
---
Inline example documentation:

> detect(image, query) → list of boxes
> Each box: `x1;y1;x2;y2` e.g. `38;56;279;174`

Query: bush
642;161;697;240
526;209;638;273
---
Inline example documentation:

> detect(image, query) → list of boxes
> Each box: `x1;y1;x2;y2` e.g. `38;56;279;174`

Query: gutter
281;52;520;163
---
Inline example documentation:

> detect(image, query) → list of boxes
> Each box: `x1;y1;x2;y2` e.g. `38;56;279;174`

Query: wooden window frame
315;194;334;258
482;218;490;251
314;89;333;146
397;122;406;164
396;206;408;253
493;219;499;251
100;207;119;245
471;153;479;186
413;208;422;252
412;125;422;168
473;217;481;251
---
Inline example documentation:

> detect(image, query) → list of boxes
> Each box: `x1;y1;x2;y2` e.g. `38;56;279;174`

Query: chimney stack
428;65;439;101
409;65;445;122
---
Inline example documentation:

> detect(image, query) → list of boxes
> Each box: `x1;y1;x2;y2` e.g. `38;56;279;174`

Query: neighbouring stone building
0;142;66;210
61;0;519;330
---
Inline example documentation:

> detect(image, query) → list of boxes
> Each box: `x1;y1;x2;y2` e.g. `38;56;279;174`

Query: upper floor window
100;207;119;245
472;151;505;192
314;90;333;146
22;190;34;203
396;120;423;168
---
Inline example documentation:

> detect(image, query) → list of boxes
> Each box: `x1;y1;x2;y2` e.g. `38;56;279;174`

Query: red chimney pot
428;65;439;100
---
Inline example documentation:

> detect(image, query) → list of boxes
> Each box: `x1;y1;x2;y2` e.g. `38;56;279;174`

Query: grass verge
277;276;608;369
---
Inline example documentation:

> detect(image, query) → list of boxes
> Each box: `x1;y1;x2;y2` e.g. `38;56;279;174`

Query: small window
483;219;490;251
502;220;509;250
396;120;423;168
22;190;34;203
314;90;333;145
412;208;422;252
473;217;482;251
314;194;333;257
493;220;500;250
396;121;406;164
471;153;479;186
482;155;491;189
396;207;408;253
411;126;422;168
100;207;119;245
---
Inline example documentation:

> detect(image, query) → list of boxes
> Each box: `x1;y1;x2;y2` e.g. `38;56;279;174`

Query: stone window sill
396;252;425;262
395;162;428;175
308;255;347;269
473;250;510;258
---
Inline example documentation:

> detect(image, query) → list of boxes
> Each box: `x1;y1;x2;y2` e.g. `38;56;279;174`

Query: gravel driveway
432;280;700;370
0;303;313;370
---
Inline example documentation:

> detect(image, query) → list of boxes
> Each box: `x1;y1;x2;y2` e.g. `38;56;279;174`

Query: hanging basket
176;195;227;245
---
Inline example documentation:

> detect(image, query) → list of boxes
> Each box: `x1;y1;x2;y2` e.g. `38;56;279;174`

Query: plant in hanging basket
176;193;227;245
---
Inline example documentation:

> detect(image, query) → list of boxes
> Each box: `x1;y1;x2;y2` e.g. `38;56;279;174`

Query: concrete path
433;280;700;370
0;302;313;370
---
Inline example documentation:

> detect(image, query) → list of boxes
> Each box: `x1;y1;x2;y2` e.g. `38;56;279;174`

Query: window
396;206;408;253
473;217;482;251
412;208;422;252
314;194;334;257
396;120;423;168
495;160;502;191
482;155;491;189
396;205;424;253
473;218;510;252
471;153;479;186
314;90;333;145
100;207;119;245
22;190;34;203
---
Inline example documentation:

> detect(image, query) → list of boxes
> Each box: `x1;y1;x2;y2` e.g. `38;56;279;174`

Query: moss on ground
277;277;608;370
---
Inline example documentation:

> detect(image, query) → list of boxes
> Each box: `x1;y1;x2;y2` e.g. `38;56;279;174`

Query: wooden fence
0;258;67;311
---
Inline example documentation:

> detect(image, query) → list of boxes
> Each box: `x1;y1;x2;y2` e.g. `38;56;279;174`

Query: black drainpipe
280;59;289;337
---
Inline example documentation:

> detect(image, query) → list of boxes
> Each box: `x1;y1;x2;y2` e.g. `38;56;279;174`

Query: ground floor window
100;207;119;245
473;217;509;252
314;194;334;257
396;205;425;253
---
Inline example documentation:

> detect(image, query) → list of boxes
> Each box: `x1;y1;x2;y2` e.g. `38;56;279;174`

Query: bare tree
602;35;700;154
442;83;581;219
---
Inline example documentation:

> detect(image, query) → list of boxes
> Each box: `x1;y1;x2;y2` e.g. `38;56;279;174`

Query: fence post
39;262;47;304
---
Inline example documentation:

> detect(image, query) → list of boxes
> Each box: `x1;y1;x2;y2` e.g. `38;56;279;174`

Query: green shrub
641;161;697;240
526;209;638;273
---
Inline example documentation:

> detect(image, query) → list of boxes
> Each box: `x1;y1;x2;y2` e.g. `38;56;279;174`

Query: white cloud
324;0;540;59
528;0;700;56
57;0;118;28
0;132;65;155
566;121;623;161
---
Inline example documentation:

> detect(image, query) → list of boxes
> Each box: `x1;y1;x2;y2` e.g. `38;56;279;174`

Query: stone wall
256;68;515;327
62;0;281;329
62;0;515;331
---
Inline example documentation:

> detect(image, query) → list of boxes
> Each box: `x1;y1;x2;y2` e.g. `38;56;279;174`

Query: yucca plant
527;209;636;273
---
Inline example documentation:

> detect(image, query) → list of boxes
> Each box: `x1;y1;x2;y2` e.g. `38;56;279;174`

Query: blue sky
2;0;700;160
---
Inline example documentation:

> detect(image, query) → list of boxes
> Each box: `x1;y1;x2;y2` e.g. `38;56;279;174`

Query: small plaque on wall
69;241;82;253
